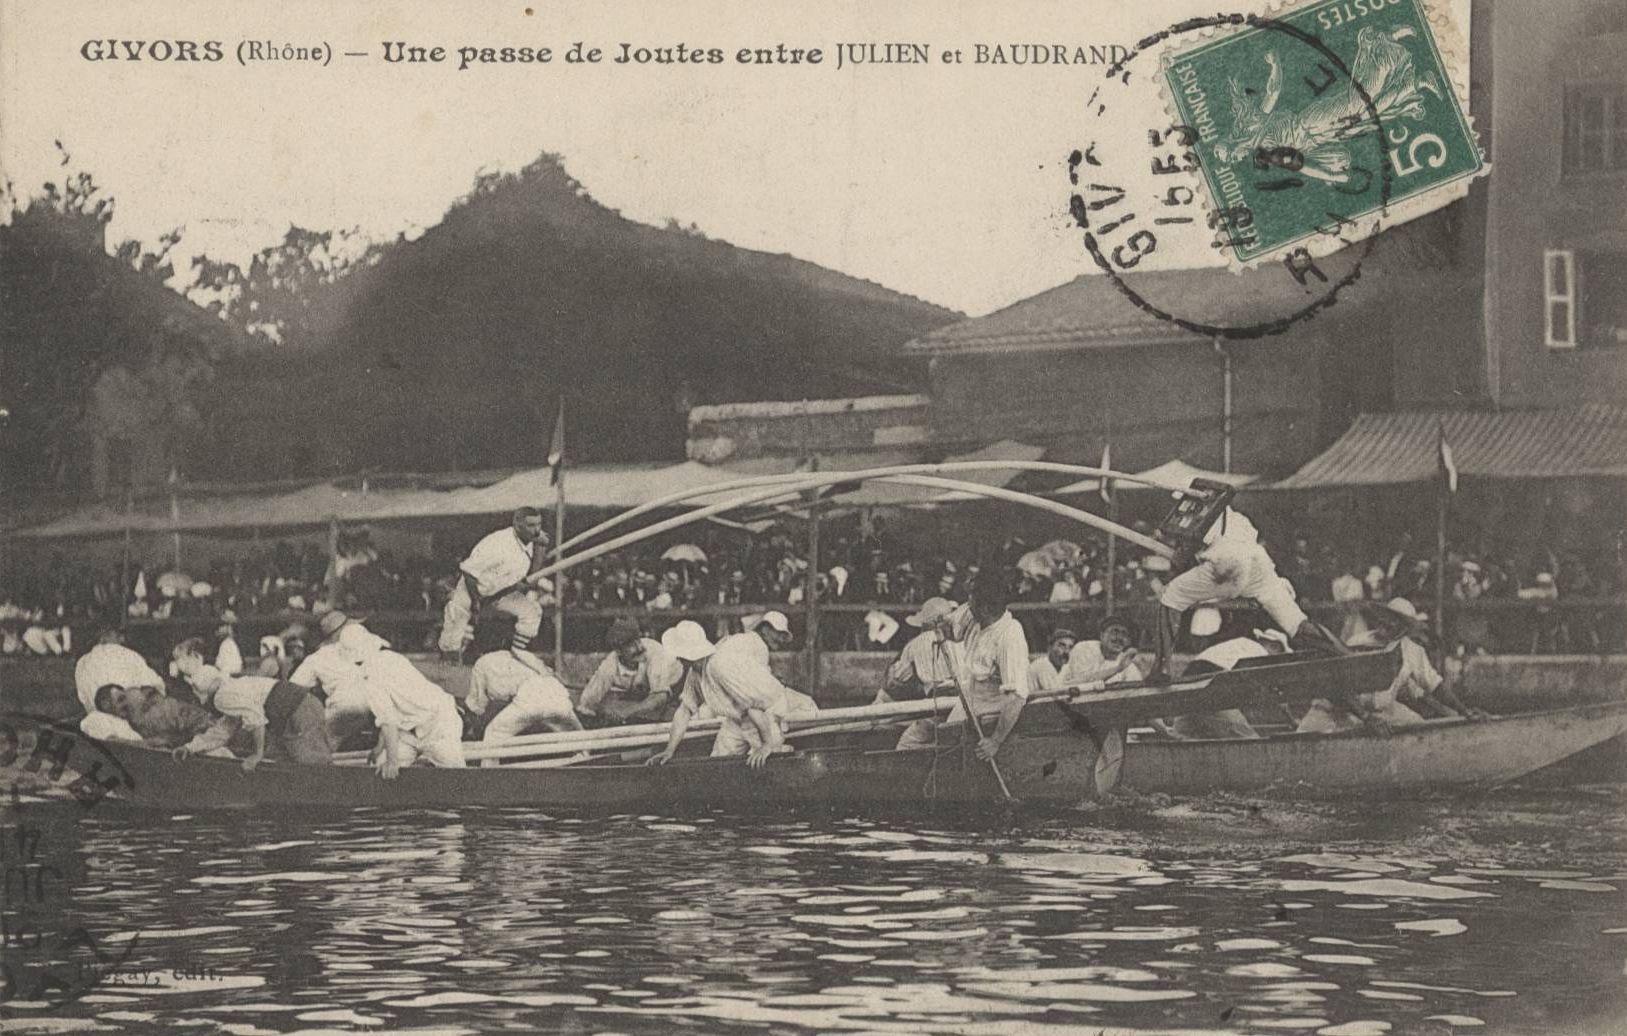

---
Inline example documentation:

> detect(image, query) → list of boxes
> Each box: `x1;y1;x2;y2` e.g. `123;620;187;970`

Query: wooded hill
204;154;958;479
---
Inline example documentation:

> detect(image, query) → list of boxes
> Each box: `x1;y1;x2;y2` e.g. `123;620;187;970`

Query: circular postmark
1069;10;1402;339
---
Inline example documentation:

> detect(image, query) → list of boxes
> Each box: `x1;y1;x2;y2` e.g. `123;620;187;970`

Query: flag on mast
1437;420;1458;494
1099;442;1113;503
547;398;566;487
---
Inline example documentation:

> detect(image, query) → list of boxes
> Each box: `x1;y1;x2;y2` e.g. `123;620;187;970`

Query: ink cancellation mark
1162;0;1483;264
1069;10;1401;339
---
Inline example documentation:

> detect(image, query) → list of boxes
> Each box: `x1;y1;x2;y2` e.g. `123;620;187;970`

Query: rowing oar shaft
498;718;906;769
328;695;965;765
955;684;1016;802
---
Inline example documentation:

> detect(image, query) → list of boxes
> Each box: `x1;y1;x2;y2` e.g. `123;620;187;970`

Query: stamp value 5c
1161;0;1485;265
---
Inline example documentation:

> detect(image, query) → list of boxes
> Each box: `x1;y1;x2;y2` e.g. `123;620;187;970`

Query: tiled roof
1271;406;1627;489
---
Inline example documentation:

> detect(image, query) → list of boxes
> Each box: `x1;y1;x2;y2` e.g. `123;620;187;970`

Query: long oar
954;683;1016;802
561;460;1196;553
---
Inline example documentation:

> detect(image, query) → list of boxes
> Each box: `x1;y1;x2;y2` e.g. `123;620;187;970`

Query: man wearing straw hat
578;617;683;726
437;507;556;675
1297;597;1489;735
647;620;817;768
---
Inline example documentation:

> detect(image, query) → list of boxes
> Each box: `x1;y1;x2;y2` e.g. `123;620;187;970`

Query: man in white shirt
465;649;582;766
72;627;158;742
289;610;378;745
335;625;465;777
578;617;684;725
1062;614;1145;687
647;620;818;768
898;579;1032;761
1154;504;1340;680
437;507;555;674
1027;627;1077;694
1297;598;1489;735
871;597;962;705
171;641;332;769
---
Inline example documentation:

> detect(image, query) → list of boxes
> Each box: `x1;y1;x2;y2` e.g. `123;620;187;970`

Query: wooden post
554;474;566;668
1104;489;1118;617
804;458;821;695
119;489;133;629
1434;481;1448;646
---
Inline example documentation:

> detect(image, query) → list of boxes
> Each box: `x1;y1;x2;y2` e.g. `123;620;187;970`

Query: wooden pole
553;415;566;670
1434;479;1448;646
1105;486;1118;617
119;488;133;629
804;458;821;695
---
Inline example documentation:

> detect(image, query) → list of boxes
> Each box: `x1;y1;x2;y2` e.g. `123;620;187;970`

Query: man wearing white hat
289;609;381;745
871;597;964;707
648;619;818;767
1297;597;1488;734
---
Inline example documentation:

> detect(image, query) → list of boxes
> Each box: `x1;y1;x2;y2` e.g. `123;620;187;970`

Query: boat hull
1119;702;1627;797
88;698;1113;810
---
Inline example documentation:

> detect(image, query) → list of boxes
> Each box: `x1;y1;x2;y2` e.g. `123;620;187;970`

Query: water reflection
0;789;1623;1034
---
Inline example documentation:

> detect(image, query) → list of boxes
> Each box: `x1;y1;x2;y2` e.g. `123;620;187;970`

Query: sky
0;0;1470;316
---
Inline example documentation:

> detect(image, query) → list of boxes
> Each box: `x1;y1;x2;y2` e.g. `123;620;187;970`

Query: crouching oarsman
170;639;332;770
647;620;818;768
466;645;583;767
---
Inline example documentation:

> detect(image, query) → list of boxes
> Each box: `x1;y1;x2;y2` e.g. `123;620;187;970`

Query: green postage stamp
1161;0;1485;265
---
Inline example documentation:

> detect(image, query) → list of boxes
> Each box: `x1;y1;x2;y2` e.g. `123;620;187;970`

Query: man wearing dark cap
1028;627;1077;694
577;617;684;725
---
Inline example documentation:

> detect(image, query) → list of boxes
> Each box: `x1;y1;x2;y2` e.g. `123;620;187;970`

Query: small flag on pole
1099;442;1113;503
547;397;566;487
1437;420;1458;494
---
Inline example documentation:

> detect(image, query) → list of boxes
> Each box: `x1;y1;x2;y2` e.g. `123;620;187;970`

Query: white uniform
290;642;373;740
578;638;683;719
438;527;550;653
898;609;1030;750
359;651;466;768
1160;508;1307;634
1028;655;1066;694
467;652;578;764
73;643;157;742
1062;640;1142;687
682;633;817;758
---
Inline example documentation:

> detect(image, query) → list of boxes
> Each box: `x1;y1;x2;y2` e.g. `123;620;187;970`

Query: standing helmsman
438;506;556;674
1153;503;1343;681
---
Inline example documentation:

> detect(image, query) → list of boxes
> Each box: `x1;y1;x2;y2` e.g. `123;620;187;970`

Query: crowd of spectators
3;515;1622;658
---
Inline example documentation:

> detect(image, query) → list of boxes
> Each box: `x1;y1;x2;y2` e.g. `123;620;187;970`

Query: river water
3;779;1625;1035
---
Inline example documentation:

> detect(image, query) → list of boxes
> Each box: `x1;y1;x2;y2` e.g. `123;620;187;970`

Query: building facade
1482;0;1627;408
